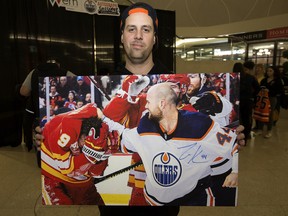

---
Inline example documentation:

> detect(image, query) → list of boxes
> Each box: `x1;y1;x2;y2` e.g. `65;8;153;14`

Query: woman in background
257;66;284;138
254;64;265;84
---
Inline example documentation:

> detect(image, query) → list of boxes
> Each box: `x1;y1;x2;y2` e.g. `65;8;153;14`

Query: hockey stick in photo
94;160;143;184
87;76;111;101
225;120;239;129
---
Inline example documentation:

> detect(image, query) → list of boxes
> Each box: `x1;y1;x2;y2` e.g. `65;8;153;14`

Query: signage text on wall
49;0;120;16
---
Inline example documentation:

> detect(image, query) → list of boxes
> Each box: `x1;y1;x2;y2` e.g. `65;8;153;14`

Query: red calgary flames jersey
41;103;101;186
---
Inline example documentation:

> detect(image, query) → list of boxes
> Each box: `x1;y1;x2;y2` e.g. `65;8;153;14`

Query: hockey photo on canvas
38;73;240;206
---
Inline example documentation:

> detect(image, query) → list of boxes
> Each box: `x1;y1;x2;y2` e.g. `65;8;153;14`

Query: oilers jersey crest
152;152;182;187
120;110;237;205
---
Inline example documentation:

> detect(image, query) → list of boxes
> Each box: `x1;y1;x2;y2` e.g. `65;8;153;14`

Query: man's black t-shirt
114;60;173;75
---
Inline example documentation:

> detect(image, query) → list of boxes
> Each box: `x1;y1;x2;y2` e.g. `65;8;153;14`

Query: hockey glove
117;75;150;104
70;142;81;156
82;123;110;164
88;160;108;177
190;91;223;116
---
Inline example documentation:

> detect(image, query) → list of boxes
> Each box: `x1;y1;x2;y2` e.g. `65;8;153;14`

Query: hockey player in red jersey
103;75;150;206
41;103;113;205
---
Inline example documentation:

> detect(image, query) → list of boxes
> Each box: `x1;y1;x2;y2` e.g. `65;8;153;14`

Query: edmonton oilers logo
152;152;182;187
84;0;97;14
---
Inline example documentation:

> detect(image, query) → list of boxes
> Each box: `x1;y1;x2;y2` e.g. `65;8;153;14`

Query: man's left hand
235;125;245;148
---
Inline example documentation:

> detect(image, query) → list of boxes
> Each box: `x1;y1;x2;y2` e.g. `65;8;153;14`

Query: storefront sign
231;30;267;42
230;27;288;42
267;27;288;39
49;0;120;16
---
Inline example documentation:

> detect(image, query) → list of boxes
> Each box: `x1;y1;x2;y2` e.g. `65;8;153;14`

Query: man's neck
159;109;178;133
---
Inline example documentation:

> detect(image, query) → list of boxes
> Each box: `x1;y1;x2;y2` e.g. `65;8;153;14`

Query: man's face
243;67;250;74
70;134;86;156
266;68;274;77
121;12;155;65
60;77;67;86
145;90;163;122
255;66;264;75
85;93;91;101
78;134;86;149
50;86;56;94
187;74;201;96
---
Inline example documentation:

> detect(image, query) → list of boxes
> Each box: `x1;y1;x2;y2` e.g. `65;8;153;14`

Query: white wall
176;13;288;37
176;56;242;73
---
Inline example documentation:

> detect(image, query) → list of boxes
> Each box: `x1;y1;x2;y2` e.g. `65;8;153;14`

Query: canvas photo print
39;73;240;206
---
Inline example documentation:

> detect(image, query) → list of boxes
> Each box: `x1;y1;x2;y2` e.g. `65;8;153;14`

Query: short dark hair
81;117;103;136
266;66;281;79
233;62;244;73
243;61;255;70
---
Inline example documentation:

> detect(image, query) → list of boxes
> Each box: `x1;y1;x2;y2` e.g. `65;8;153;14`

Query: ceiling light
176;38;215;47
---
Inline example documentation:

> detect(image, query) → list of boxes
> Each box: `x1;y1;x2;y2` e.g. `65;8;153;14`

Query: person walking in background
20;67;38;151
252;64;266;131
254;64;265;84
234;62;260;142
256;66;285;138
276;65;288;117
20;60;72;151
20;59;73;168
243;61;255;76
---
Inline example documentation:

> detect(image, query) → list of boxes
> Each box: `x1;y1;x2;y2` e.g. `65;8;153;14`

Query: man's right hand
34;126;43;151
96;107;104;119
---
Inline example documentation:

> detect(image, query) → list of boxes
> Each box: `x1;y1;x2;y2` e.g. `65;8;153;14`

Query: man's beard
127;51;149;65
148;108;163;122
187;86;200;97
125;44;152;65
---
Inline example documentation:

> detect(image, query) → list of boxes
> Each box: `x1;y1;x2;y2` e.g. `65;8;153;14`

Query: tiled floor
0;109;288;216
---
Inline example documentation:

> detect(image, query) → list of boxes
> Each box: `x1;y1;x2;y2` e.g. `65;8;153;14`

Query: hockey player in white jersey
100;83;240;206
160;73;239;205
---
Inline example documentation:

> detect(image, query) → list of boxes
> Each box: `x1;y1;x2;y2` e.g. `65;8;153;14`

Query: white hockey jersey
120;110;238;206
